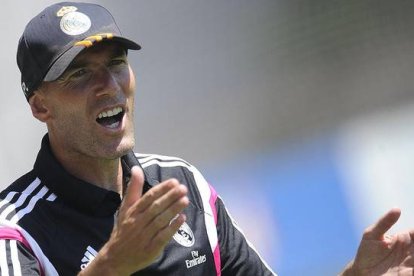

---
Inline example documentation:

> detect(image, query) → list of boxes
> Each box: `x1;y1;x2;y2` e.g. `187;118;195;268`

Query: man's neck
63;158;124;194
49;141;124;195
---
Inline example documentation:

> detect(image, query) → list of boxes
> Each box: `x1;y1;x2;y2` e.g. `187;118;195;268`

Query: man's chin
100;139;135;159
115;139;135;157
95;133;135;158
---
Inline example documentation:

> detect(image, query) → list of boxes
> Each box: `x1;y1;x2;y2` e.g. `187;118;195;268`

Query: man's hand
79;166;189;275
341;208;414;276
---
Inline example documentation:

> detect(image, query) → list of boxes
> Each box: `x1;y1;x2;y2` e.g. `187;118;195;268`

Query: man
0;2;274;275
0;2;413;276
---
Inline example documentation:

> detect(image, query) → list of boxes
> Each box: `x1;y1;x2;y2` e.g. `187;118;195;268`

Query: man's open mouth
96;107;125;129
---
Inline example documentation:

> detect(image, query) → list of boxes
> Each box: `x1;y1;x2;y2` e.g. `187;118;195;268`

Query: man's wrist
77;244;127;276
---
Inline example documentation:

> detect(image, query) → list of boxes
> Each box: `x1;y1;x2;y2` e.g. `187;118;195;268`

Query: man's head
17;1;140;100
17;2;141;161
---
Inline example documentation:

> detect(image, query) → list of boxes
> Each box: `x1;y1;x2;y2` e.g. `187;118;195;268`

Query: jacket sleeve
215;196;277;276
0;239;42;276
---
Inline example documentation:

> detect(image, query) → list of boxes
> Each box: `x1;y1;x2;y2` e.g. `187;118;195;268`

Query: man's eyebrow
111;47;127;58
106;46;128;61
65;60;86;71
64;47;127;72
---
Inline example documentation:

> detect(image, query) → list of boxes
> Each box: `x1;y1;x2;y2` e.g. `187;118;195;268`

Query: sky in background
2;1;414;275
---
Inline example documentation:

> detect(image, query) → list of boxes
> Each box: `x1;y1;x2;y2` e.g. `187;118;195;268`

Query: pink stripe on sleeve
209;184;218;225
0;227;31;249
208;184;221;276
0;227;45;276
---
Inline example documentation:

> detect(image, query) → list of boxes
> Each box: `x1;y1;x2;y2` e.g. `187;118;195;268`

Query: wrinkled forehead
61;41;128;73
74;41;127;62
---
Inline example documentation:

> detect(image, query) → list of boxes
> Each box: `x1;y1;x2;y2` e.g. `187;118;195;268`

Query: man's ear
29;91;51;122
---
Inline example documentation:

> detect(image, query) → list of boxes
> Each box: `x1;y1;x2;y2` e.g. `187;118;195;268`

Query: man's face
37;41;136;160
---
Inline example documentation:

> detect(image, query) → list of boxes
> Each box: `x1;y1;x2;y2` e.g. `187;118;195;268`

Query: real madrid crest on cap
173;222;195;247
57;6;91;36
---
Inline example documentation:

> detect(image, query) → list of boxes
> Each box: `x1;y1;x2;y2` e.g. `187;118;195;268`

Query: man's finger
134;179;183;213
363;207;401;240
123;166;145;207
145;192;189;231
145;183;188;216
151;213;187;246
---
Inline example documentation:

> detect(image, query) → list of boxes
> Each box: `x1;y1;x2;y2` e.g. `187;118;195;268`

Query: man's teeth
107;122;120;129
98;107;123;119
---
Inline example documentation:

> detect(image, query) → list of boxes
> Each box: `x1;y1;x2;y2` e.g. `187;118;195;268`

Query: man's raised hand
80;166;189;275
341;208;414;276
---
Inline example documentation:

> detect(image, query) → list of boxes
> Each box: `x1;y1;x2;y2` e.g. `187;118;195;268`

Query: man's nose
94;68;120;97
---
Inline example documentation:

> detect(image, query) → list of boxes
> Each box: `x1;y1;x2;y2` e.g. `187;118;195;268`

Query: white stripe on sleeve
0;239;10;276
10;240;22;276
0;178;42;221
10;186;49;224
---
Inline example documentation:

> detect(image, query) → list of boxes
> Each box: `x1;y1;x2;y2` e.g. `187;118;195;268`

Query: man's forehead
68;42;127;67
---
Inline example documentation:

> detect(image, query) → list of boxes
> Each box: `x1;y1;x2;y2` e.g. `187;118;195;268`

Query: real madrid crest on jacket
0;135;275;275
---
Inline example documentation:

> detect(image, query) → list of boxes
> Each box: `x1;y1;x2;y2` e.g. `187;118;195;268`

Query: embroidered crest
172;222;195;247
59;7;91;36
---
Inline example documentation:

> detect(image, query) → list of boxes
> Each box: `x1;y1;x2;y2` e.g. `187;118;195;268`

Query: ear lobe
29;93;50;122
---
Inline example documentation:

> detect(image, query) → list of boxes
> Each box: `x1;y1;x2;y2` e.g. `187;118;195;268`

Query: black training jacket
0;135;275;275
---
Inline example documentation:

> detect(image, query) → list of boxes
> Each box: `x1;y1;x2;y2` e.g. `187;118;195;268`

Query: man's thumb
123;166;145;207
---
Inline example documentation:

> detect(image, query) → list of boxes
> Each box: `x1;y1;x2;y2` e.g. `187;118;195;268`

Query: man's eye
110;58;127;66
57;68;88;83
71;68;87;78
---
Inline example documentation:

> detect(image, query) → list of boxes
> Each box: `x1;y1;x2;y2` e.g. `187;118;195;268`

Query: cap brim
43;36;141;82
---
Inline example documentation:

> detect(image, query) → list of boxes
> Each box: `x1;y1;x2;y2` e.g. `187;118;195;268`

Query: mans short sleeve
0;239;42;275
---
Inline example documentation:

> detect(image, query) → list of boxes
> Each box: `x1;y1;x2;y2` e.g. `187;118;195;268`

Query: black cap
17;2;141;100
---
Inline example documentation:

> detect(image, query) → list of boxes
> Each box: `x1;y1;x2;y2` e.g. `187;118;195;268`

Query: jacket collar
33;134;153;216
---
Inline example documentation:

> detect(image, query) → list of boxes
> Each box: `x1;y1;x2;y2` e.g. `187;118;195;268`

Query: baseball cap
17;2;141;100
